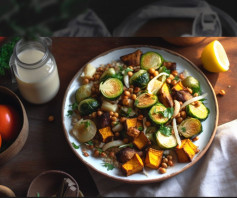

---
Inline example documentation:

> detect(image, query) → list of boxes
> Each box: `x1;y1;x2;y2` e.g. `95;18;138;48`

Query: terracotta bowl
162;37;206;46
0;185;16;197
27;170;83;197
0;86;29;165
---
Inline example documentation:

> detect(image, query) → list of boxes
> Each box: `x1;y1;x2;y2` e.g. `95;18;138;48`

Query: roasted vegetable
182;76;200;93
175;139;199;162
133;132;150;150
121;153;144;176
78;98;100;116
75;84;92;103
172;90;193;103
98;126;114;143
135;93;158;109
178;118;202;138
81;63;96;78
127;127;140;139
149;103;171;125
120;49;142;66
71;119;97;143
100;68;116;82
172;81;185;92
140;51;163;70
186;102;209;121
101;100;118;112
100;78;123;100
158;82;174;108
116;147;136;163
145;148;163;169
97;112;110;129
125;118;137;130
155;130;177;149
129;69;150;89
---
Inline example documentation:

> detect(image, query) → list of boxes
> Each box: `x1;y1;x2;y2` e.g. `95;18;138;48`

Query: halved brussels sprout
78;98;100;116
75;84;92;103
129;69;149;89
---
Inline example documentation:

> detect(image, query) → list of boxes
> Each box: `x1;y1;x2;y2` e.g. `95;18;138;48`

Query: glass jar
10;37;60;104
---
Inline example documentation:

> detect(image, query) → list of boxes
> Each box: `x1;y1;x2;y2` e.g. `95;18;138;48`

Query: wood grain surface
0;37;236;197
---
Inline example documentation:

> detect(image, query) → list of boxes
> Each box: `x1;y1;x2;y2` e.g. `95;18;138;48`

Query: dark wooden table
0;37;236;197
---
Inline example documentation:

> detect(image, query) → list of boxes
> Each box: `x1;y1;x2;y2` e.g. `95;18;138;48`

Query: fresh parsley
159;125;172;137
72;142;80;149
85;140;94;146
95;148;103;154
181;127;186;132
83;120;91;128
0;36;20;76
138;126;143;131
159;66;170;74
174;75;180;81
160;107;174;118
102;162;115;171
67;102;78;117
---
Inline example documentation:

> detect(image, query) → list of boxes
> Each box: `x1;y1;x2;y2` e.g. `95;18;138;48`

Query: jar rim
13;37;50;69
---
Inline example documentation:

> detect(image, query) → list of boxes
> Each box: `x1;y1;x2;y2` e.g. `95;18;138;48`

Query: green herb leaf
159;125;172;137
67;102;78;117
160;66;170;74
96;148;103;154
86;140;94;146
123;68;133;74
160;107;174;118
181;127;186;132
174;75;180;81
83;121;91;128
102;162;115;171
134;99;139;106
36;192;40;197
138;126;143;131
72;142;80;149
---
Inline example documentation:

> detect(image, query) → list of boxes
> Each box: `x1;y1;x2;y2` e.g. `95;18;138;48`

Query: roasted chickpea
193;92;199;97
154;71;159;76
127;71;133;77
138;114;144;120
83;78;89;84
124;90;131;96
166;78;172;84
162;158;168;163
171;79;177;86
171;70;178;76
145;121;151;127
120;117;126;123
134;87;141;93
97;110;103;116
168;160;174;167
219;89;226;96
180;111;186;119
187;87;193;94
169;74;175;80
114;112;119;118
161;162;168;168
177;117;183;124
93;149;100;157
148;68;155;74
159;167;167;174
167;155;173;160
131;94;137;100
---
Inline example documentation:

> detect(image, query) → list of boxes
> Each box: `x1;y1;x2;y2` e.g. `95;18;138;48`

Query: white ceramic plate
62;45;218;183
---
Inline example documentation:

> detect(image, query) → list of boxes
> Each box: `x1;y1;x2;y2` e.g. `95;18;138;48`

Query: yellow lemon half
201;40;230;72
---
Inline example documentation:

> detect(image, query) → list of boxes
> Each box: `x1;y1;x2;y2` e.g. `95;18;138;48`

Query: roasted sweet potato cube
158;82;174;107
126;118;137;130
98;126;114;143
121;153;144;176
133;132;149;150
172;81;185;91
175;139;199;163
120;49;142;66
145;148;163;169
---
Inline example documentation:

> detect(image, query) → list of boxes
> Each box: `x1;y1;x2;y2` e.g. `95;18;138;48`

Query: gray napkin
89;119;237;197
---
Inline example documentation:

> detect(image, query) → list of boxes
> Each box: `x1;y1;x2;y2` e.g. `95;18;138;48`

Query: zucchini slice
149;103;169;125
186;102;209;120
141;51;163;70
129;69;150;89
155;130;177;149
135;93;158;109
178;118;202;138
99;78;123;100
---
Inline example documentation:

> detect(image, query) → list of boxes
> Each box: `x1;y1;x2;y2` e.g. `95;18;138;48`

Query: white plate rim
61;44;219;183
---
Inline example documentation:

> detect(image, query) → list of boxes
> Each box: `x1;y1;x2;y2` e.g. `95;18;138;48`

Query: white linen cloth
89;119;237;197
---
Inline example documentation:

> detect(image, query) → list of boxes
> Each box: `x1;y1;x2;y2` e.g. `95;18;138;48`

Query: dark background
0;0;237;36
89;0;237;34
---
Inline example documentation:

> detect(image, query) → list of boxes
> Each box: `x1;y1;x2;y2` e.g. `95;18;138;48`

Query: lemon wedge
201;40;230;72
147;72;169;94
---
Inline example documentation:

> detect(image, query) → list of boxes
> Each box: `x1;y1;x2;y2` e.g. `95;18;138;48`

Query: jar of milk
10;37;60;104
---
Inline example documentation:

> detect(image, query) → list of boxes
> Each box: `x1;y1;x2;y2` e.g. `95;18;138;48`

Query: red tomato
0;105;21;142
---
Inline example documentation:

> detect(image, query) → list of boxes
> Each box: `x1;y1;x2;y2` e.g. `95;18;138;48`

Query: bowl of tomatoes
0;86;29;165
